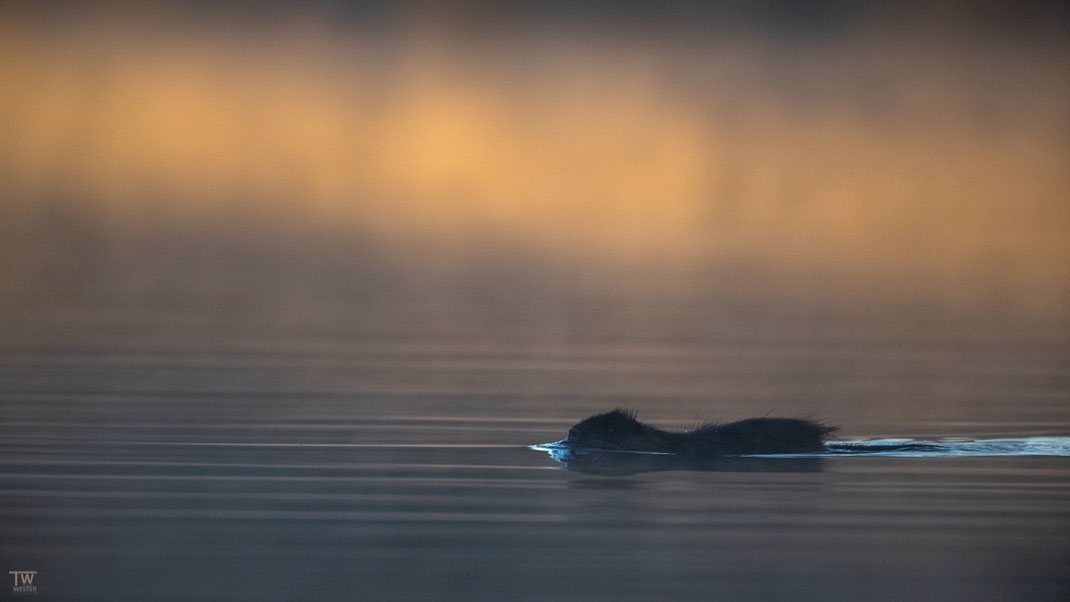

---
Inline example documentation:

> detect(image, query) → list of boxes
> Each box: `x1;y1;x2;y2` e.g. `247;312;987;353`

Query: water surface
2;308;1069;601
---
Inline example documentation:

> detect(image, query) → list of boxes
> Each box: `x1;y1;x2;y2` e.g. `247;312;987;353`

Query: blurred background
2;0;1068;336
1;0;1069;424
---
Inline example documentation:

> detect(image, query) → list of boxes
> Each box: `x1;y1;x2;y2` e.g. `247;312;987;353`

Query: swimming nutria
564;409;835;456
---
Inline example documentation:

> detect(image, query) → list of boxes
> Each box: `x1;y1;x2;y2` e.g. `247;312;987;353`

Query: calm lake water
2;278;1069;602
0;194;1066;601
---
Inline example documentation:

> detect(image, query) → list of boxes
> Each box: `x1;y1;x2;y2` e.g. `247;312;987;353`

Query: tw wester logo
8;571;37;596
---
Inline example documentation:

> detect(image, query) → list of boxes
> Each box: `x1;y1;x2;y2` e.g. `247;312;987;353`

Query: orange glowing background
1;3;1068;318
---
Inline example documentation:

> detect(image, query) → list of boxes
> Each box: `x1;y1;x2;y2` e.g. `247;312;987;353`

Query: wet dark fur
565;409;835;456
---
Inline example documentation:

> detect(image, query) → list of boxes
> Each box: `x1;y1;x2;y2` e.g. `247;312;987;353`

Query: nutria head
566;409;672;452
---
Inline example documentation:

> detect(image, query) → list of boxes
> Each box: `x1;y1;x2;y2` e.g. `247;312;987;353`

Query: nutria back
565;409;835;456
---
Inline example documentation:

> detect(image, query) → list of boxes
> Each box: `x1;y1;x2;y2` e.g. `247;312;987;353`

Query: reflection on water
531;443;825;475
826;437;1070;457
3;334;1069;600
532;437;1070;474
2;210;1069;599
